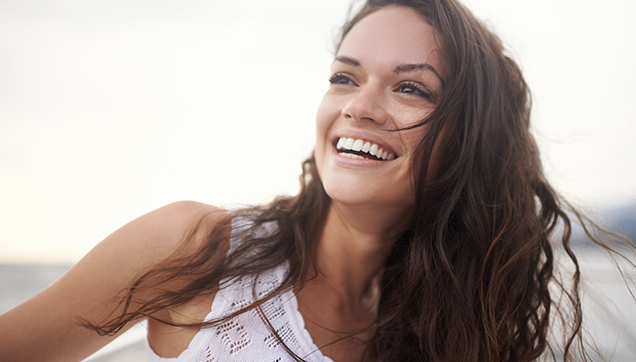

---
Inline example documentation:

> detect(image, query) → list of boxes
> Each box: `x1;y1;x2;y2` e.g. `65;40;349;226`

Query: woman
0;0;632;361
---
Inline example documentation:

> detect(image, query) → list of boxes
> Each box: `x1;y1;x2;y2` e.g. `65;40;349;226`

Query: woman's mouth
335;137;396;161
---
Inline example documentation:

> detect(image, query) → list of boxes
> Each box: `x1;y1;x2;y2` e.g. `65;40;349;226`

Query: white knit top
146;216;334;362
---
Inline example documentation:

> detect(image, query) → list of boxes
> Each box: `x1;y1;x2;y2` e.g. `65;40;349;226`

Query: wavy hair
85;1;634;361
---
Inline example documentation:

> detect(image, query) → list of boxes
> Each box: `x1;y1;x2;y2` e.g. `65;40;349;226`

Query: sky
1;0;635;263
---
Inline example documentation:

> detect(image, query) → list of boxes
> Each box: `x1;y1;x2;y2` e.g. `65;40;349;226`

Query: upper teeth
336;137;396;161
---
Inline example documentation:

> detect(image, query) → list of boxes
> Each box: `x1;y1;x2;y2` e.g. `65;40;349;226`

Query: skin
0;6;445;362
0;200;226;361
299;6;446;361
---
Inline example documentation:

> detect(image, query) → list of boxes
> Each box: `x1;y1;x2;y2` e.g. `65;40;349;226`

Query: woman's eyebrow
394;63;445;87
334;55;360;66
335;56;444;87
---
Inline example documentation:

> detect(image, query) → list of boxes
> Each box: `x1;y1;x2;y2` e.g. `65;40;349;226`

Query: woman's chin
323;183;413;213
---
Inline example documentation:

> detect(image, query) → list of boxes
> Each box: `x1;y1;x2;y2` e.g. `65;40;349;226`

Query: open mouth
335;137;396;161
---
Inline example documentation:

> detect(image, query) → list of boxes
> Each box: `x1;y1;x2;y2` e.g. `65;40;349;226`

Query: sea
1;251;634;361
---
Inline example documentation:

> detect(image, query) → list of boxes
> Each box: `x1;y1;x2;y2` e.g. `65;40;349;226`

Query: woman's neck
293;201;412;360
311;201;410;308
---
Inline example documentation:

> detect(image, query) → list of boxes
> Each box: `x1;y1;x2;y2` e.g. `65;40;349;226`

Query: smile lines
336;137;396;161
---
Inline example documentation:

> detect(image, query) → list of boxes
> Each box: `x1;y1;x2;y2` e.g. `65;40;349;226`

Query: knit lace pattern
146;215;334;362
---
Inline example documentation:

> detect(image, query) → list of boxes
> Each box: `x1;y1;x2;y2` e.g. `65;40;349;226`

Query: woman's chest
294;287;379;362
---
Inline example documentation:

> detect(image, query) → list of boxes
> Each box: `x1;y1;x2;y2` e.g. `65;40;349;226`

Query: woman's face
315;5;445;212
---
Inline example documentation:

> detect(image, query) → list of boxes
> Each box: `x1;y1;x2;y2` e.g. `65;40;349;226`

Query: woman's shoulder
59;199;233;299
117;200;231;255
139;200;229;234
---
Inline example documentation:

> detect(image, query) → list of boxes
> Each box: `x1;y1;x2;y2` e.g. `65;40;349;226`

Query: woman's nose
341;83;388;125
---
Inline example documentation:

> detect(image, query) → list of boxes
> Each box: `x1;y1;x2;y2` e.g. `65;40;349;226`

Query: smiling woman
0;0;634;362
316;7;444;214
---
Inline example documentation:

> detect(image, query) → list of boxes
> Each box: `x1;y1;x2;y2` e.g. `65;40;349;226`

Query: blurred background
1;0;635;264
1;0;635;360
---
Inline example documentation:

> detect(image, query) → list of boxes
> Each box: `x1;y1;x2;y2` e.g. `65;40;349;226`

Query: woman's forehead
336;6;446;79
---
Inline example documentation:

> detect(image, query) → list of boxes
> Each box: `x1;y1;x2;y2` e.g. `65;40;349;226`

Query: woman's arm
0;201;226;362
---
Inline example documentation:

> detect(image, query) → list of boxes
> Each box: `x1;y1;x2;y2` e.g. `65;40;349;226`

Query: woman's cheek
315;96;341;147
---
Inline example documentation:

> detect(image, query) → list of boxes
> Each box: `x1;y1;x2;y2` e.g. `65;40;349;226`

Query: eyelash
395;81;431;100
328;73;355;85
328;74;431;100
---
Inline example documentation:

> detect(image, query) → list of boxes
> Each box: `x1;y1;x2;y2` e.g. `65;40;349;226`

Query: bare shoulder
143;200;227;226
128;200;228;240
80;201;230;272
114;200;229;254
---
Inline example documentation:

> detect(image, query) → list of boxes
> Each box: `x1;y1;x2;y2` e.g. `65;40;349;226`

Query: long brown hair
85;1;635;361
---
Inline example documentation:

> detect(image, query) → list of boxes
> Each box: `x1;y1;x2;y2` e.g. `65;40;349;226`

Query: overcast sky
1;0;635;263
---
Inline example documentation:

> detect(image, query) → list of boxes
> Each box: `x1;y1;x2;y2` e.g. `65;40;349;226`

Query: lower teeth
341;152;365;159
339;151;380;160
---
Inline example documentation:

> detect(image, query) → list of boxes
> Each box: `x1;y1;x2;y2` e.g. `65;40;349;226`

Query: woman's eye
395;82;430;100
328;73;356;86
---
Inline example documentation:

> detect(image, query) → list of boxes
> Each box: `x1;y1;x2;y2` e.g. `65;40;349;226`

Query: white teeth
369;143;378;156
341;153;365;159
361;142;370;153
335;137;397;161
